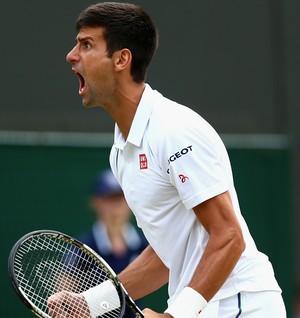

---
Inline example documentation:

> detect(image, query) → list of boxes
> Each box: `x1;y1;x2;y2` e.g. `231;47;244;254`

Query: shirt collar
114;84;154;148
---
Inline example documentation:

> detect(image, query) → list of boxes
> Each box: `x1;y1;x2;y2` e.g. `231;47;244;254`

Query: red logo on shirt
179;174;189;183
139;154;148;170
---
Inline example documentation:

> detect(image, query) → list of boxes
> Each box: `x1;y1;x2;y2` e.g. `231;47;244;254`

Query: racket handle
125;294;144;318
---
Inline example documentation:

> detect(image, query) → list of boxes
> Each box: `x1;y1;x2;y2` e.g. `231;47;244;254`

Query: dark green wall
0;144;293;316
229;148;294;314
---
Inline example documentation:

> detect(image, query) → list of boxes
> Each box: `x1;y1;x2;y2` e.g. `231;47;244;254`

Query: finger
142;307;153;316
48;301;68;317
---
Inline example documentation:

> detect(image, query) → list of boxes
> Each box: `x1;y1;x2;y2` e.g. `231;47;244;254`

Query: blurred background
0;0;299;317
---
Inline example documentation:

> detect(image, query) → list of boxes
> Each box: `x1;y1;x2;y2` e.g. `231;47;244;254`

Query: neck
107;82;145;140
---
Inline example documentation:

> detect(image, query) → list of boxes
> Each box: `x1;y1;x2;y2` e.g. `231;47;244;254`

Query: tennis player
60;2;286;317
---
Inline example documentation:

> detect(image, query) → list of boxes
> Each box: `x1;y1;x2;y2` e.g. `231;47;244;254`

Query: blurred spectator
78;169;148;316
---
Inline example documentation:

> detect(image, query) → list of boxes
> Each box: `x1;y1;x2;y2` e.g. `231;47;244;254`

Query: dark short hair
76;2;158;83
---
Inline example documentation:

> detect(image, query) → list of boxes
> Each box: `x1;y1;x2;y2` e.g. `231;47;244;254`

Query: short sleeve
158;115;229;210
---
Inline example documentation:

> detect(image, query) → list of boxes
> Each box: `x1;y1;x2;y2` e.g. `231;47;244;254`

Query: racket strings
14;235;122;318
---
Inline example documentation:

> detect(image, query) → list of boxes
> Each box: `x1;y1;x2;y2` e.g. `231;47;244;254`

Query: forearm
189;229;245;301
164;231;244;318
186;192;245;302
118;245;169;300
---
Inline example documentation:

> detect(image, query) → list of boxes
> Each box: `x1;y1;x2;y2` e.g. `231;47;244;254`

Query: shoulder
149;89;212;135
144;87;225;167
148;91;219;147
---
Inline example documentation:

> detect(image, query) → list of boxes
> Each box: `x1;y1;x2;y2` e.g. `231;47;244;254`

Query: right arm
118;245;169;300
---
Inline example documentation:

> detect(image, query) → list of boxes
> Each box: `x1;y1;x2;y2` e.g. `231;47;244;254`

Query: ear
113;49;132;72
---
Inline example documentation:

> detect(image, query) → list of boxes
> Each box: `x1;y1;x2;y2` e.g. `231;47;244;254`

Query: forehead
76;26;106;42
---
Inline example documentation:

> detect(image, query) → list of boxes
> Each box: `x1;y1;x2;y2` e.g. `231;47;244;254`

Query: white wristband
165;287;207;318
81;280;120;318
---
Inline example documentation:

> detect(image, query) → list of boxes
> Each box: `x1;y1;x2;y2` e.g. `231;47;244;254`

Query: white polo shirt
109;84;281;304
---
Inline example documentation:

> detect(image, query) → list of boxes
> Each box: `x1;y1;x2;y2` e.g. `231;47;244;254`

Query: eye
83;41;92;50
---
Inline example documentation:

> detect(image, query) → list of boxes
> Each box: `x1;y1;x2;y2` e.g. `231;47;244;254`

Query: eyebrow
75;35;95;43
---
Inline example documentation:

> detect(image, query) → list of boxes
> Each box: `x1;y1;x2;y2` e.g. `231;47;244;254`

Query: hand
47;290;90;318
142;308;173;318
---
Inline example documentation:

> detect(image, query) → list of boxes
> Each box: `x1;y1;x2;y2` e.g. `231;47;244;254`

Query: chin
82;99;98;109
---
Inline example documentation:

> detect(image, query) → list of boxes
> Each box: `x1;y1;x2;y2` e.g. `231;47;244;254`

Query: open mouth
75;72;85;95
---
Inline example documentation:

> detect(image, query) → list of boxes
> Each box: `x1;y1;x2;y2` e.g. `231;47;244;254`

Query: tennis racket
8;229;144;318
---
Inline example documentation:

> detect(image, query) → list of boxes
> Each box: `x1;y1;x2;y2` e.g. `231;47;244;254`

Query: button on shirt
110;84;281;305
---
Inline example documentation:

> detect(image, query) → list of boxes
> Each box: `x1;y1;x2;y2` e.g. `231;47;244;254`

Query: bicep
193;191;243;237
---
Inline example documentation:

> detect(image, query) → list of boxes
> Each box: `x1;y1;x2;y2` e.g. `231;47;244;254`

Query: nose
66;45;79;63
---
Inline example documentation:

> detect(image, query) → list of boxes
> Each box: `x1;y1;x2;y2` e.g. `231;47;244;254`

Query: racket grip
125;293;144;318
134;308;144;318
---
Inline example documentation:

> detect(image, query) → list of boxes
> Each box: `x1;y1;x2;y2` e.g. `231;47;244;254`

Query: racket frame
8;229;144;318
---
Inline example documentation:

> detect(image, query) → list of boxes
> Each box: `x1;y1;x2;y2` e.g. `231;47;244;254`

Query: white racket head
8;229;127;318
